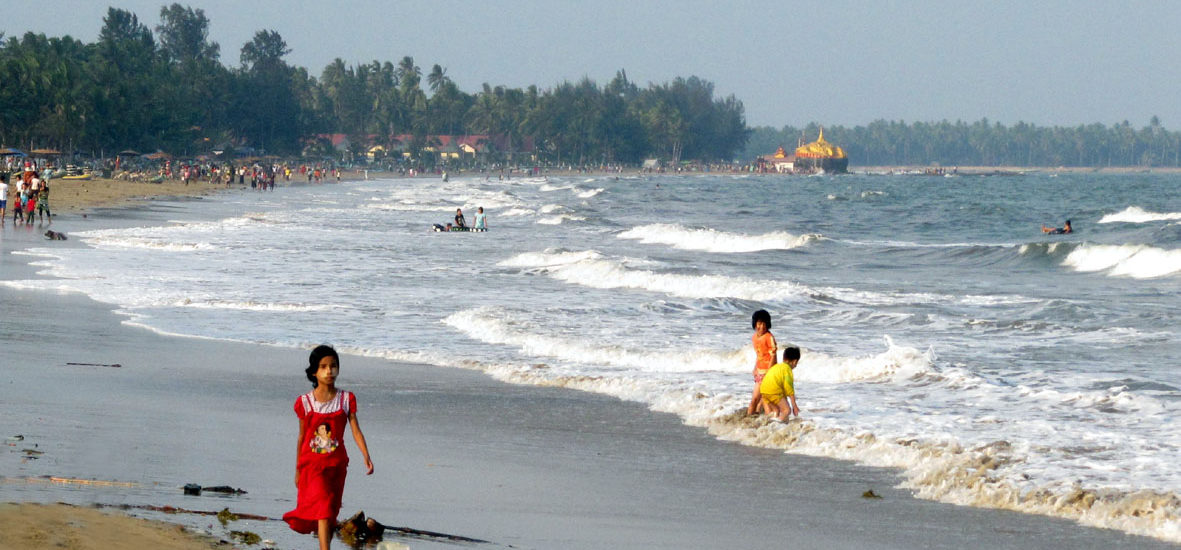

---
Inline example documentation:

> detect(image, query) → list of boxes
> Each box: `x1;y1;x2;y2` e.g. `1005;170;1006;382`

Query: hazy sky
5;1;1181;129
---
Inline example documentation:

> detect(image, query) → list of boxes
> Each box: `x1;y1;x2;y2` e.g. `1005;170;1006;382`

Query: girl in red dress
284;345;375;550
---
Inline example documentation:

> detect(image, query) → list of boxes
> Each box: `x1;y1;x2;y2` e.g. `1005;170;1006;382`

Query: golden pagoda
793;128;848;173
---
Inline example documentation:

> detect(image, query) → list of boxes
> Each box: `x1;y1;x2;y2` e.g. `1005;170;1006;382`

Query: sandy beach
0;503;223;549
2;178;1177;550
13;175;228;216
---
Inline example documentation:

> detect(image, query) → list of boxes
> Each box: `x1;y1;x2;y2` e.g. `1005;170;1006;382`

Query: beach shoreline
2;178;1178;550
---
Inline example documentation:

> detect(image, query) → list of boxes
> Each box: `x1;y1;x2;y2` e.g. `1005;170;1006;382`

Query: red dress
283;390;355;534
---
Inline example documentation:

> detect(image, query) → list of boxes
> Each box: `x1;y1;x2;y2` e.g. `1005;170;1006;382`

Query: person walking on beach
284;345;375;550
747;309;777;416
760;347;801;422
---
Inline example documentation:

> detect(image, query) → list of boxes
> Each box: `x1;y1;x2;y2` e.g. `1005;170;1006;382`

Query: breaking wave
1099;206;1181;224
431;307;1181;543
1062;244;1181;278
498;249;813;301
618;223;820;253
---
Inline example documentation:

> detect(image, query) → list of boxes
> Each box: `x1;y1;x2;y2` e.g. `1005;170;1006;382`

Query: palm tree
427;64;448;94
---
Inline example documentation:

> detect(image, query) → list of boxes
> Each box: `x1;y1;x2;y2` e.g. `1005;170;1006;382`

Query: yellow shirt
759;361;794;397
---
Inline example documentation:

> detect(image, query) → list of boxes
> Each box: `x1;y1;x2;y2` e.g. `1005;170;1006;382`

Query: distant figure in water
1042;220;1072;234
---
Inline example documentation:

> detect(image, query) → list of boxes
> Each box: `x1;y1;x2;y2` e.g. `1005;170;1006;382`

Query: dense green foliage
0;5;748;164
745;118;1181;168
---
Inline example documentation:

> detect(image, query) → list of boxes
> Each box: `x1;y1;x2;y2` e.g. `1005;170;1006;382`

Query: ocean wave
176;299;338;313
693;414;1181;544
1062;244;1181;278
443;306;746;372
795;337;936;383
1099;206;1181;224
79;236;216;252
618;223;820;253
400;322;1181;543
536;214;587;225
499;249;1025;308
498;249;813;301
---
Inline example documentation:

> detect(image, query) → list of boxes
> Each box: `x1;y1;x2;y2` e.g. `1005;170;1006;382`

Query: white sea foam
444;307;745;372
78;235;216;252
499;249;1028;309
795;338;936;383
425;311;1181;542
1062;244;1181;278
618;223;820;253
498;250;812;300
176;299;338;313
536;214;587;225
1098;206;1181;224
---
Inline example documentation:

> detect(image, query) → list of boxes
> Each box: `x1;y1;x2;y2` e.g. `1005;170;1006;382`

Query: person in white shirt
0;174;8;220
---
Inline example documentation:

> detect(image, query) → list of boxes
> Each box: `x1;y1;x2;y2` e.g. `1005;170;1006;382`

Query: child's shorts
0;200;6;209
761;392;783;405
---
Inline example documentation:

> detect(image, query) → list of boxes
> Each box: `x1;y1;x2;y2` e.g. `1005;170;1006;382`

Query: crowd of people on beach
0;166;51;225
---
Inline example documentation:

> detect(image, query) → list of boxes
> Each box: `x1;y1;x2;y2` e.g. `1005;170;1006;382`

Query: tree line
0;5;749;165
743;117;1181;168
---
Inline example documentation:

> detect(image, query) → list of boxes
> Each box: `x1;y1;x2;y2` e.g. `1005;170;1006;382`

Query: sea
5;170;1180;542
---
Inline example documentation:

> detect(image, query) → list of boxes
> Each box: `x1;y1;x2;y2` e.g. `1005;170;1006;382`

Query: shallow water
5;171;1180;541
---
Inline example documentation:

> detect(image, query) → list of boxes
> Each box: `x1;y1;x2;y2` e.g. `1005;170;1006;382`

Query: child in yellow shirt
760;346;800;422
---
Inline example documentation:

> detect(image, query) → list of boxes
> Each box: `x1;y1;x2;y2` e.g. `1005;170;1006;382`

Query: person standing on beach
0;174;8;222
747;309;777;416
36;180;50;223
13;179;25;224
284;345;374;550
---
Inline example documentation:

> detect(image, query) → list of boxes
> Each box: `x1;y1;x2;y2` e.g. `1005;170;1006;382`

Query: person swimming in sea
1042;220;1072;234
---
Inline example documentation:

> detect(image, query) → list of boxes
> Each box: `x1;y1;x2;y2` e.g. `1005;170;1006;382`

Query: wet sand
1;192;1177;549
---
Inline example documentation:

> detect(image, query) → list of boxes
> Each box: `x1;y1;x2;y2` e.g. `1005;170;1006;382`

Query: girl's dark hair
752;309;772;330
306;345;340;387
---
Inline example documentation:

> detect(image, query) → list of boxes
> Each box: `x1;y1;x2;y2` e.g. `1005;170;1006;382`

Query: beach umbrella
117;150;140;157
144;152;173;160
30;148;62;156
0;147;27;157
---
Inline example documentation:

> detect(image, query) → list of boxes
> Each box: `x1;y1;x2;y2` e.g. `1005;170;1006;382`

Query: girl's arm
349;412;375;475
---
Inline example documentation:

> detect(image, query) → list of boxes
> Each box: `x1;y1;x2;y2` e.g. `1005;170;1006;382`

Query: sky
4;1;1181;130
